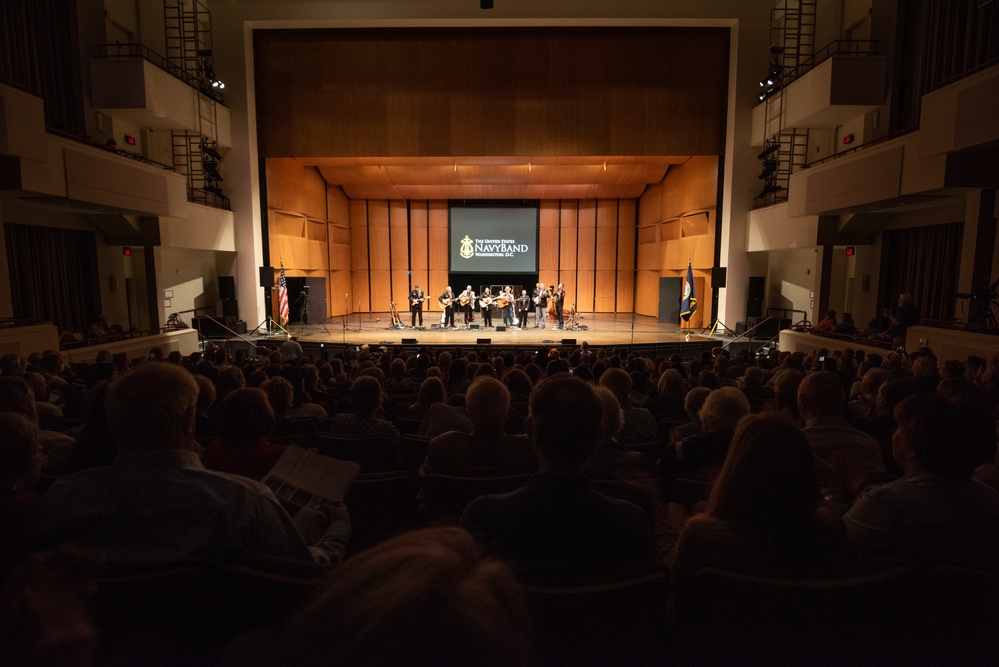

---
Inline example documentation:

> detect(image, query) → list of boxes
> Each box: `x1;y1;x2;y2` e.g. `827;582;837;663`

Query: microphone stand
353;296;363;333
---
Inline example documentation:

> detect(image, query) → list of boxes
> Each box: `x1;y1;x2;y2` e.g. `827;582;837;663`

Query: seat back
677;564;917;663
343;470;418;552
421;473;531;520
521;567;671;667
398;434;431;475
313;434;399;472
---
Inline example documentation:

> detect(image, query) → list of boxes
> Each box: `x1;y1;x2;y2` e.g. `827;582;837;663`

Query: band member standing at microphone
533;283;548;329
409;284;425;328
499;285;514;328
459;285;476;325
480;287;494;328
517;289;531;330
553;283;566;330
439;286;456;329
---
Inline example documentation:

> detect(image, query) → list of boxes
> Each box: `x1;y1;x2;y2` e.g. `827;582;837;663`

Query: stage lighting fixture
203;184;224;197
757;141;780;159
203;161;224;182
758;159;778;180
201;144;223;161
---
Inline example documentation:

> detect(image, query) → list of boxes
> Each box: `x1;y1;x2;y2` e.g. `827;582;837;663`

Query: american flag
278;263;289;324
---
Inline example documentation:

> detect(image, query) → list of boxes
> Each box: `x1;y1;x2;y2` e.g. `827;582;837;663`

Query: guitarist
533;282;548;329
498;285;515;328
409;284;425;328
439;286;456;329
459;285;476;325
553;283;566;330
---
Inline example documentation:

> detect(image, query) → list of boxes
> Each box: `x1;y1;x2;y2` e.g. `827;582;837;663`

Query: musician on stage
439;286;456;329
533;282;548;329
498;285;514;327
459;285;476;324
553;283;566;329
409;284;425;328
516;289;532;329
480;287;494;328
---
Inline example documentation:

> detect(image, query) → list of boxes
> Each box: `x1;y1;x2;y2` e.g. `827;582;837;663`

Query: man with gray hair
32;363;350;565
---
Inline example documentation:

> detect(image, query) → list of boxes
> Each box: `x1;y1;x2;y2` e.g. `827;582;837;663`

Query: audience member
202;388;287;480
406;376;446;421
662;387;750;480
418;393;472;438
798;372;886;501
843;393;999;561
670;414;847;589
268;526;534;667
0;376;74;476
31;363;350;565
420;377;536;478
599;367;657;442
328;376;400;444
462;374;655;576
813;309;837;332
0;413;43;570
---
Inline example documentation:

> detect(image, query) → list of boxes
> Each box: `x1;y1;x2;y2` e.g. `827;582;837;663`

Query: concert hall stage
224;312;731;359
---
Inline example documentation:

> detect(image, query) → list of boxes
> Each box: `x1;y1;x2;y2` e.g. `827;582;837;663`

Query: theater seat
421;473;531;521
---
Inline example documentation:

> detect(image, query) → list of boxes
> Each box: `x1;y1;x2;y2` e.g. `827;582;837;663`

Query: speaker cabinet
476;338;492;345
222;299;239;319
496;325;506;332
711;267;727;288
748;276;766;301
219;276;236;301
562;339;577;346
746;298;763;318
401;338;418;345
259;267;274;288
469;323;480;330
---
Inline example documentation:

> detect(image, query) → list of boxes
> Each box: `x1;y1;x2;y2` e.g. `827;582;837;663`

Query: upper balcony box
781;56;887;130
90;58;231;147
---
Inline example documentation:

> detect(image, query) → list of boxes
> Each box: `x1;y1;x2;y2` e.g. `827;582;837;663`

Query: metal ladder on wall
163;0;229;210
755;0;815;207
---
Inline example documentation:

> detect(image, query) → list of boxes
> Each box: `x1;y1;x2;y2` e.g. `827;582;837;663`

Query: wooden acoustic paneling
409;201;429;271
539;226;559;273
577;270;595;313
390;213;409;307
616;270;635;313
266;159;326;219
594;270;617;312
559;205;578;271
255;27;729;159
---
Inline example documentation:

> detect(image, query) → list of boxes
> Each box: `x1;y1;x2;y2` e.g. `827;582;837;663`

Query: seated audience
406;376;446;421
0;377;74;476
834;312;857;336
31;363;350;565
843;393;999;562
202;388;288;480
798;372;886;501
662;387;750;480
599;367;657;442
420;377;536;478
668;387;711;448
418;393;472;438
268;526;534;667
586;386;657;480
502;368;532;436
0;413;43;570
261;376;319;443
669;414;847;589
328;376;400;444
462;375;655;576
644;368;689;424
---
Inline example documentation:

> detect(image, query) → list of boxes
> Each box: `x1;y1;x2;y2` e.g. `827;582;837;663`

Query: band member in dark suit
480;288;494;328
409;285;425;327
553;283;566;329
439;286;456;328
516;290;531;329
459;285;476;324
533;283;548;329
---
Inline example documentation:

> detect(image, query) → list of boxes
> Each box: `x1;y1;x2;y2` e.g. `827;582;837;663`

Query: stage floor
242;312;731;353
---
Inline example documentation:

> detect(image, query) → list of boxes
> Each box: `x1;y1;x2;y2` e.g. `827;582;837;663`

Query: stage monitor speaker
401;338;418;345
222;299;239;318
476;338;491;345
496;325;506;332
712;267;727;288
219;276;236;301
259;267;274;288
235;320;247;334
748;276;766;301
562;338;577;346
469;322;480;330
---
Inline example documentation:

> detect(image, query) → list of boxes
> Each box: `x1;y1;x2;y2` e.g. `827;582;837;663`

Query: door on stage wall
658;277;682;324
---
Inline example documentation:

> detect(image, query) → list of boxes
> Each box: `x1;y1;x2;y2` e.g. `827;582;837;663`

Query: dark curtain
4;223;101;333
0;0;82;134
879;222;962;324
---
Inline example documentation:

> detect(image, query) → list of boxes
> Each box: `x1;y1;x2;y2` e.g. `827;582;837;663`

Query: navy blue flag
680;262;697;322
